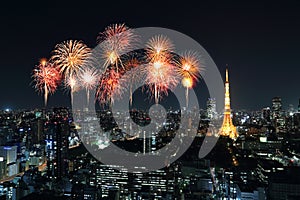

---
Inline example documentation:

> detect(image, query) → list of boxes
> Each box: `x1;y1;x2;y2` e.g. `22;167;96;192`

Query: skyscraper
272;97;282;120
31;118;44;144
271;97;286;132
45;108;70;180
0;146;18;177
219;68;238;139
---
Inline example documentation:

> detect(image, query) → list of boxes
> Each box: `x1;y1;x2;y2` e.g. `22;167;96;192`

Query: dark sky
1;1;300;111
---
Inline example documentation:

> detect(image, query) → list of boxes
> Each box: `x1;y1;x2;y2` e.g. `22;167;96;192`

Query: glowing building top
219;67;238;139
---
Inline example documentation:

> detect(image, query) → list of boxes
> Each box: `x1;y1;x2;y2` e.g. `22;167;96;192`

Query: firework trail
177;51;202;108
145;35;178;104
98;29;202;107
97;23;137;73
78;67;99;105
51;40;91;105
32;59;61;106
145;61;179;104
121;58;144;106
181;77;193;108
96;69;122;105
65;75;78;106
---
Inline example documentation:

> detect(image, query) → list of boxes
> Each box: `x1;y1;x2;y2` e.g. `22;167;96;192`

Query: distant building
0;146;17;177
293;112;300;132
0;159;6;179
0;146;17;165
71;184;101;200
272;97;282;119
271;97;286;132
268;167;300;200
30;118;44;144
261;107;271;123
45;108;70;180
219;67;238;139
237;184;266;200
0;126;14;145
207;98;217;120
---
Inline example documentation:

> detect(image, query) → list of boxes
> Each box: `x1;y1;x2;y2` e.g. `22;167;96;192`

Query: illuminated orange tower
219;67;238;139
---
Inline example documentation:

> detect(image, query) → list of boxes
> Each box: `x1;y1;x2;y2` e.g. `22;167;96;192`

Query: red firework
33;59;61;106
97;23;137;71
96;69;123;104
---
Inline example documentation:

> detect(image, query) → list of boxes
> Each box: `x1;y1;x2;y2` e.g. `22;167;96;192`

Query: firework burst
144;35;178;103
32;59;61;106
78;67;99;104
146;35;174;63
64;75;79;106
177;51;201;79
96;69;123;105
51;40;91;79
97;23;136;72
181;77;193;107
177;51;202;108
51;40;91;105
144;59;179;104
121;58;144;106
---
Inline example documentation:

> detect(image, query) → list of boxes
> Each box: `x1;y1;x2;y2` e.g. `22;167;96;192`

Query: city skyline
1;1;300;110
0;1;300;200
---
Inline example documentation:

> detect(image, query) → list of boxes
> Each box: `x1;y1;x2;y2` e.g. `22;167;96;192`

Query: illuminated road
69;143;81;149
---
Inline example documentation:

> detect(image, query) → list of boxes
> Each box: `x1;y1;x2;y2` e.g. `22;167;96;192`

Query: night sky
1;1;300;111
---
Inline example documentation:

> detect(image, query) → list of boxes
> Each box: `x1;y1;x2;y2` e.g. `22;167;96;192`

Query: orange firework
51;40;91;105
146;35;174;63
177;51;201;79
97;23;137;72
33;59;61;106
178;51;202;108
181;77;194;107
145;35;178;104
51;40;91;79
182;77;193;88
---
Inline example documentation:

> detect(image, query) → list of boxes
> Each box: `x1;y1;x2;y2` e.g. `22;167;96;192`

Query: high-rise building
293;112;300;132
45;108;70;180
71;184;101;200
268;167;300;200
31;118;44;144
207;98;217;120
262;107;271;123
0;146;17;165
271;97;286;132
0;146;18;177
272;97;282;120
0;158;6;179
219;67;238;139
